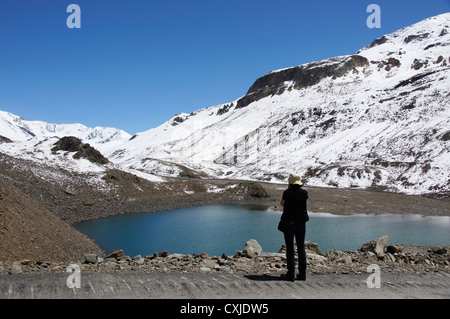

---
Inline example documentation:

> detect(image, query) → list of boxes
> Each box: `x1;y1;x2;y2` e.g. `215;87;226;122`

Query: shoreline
64;179;450;225
2;239;449;276
1;154;449;266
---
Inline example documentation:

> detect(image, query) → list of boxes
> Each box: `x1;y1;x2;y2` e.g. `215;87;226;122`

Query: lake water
74;205;450;257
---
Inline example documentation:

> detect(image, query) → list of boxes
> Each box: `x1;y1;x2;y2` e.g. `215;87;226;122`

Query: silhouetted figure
278;173;309;281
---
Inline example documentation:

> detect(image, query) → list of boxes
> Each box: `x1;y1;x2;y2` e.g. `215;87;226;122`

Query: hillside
100;13;450;196
0;13;449;197
0;175;103;262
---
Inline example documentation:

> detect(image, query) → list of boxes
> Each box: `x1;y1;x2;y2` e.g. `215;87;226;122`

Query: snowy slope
1;13;449;195
0;110;165;183
0;110;131;144
104;13;450;195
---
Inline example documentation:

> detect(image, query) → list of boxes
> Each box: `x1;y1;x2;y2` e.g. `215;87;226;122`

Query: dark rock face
235;55;369;109
0;135;13;143
52;136;109;165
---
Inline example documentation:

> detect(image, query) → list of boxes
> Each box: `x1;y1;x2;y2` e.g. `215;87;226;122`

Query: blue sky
0;0;449;134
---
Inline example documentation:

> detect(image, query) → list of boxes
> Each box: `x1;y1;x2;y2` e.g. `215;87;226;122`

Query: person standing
278;173;309;281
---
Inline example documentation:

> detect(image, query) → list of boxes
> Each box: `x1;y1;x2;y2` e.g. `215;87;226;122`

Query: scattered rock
306;252;328;263
2;240;449;276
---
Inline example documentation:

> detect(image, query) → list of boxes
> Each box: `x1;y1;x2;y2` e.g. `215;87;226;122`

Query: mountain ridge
1;13;449;196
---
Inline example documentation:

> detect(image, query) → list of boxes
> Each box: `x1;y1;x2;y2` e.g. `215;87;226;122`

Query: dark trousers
283;222;306;277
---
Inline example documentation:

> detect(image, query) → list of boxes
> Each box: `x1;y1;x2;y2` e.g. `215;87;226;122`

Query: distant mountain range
1;13;449;196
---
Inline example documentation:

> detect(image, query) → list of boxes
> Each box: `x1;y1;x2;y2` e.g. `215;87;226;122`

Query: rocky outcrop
52;136;109;164
235;55;369;109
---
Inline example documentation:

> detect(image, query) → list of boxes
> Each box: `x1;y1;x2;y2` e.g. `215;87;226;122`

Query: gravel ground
1;271;449;299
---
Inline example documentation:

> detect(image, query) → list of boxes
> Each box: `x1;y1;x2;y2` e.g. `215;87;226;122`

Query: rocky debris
237;182;270;198
1;239;448;276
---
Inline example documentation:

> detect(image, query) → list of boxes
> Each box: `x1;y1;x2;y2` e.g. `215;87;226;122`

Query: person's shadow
244;274;283;281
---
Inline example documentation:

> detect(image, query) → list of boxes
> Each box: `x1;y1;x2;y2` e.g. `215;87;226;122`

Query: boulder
431;246;447;255
84;254;98;264
375;236;389;256
106;250;124;260
386;245;402;254
360;240;376;253
159;251;169;258
11;262;23;274
244;239;262;258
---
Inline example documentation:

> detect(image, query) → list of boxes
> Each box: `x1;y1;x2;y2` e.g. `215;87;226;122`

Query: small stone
387;253;396;262
200;266;211;272
19;259;31;265
133;255;145;265
11;262;23;274
431;246;447;255
344;256;352;264
159;251;169;258
84;254;98;264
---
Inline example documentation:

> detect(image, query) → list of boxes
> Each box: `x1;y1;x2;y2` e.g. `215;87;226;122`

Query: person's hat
286;173;304;186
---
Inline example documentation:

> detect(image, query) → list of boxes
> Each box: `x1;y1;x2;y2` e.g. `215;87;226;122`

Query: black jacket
281;186;309;223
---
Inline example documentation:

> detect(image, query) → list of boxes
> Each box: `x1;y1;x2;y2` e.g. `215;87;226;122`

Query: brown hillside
0;175;103;262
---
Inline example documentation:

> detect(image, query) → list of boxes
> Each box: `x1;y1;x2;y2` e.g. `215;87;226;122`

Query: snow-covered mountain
102;13;449;195
1;13;449;195
0;110;131;144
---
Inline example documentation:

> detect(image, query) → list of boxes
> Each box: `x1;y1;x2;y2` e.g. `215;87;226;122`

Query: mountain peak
1;13;449;196
0;110;131;144
236;55;369;109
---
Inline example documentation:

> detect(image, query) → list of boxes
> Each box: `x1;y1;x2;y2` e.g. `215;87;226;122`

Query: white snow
1;13;449;195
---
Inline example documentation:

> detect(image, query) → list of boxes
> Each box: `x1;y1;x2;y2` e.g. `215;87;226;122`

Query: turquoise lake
74;205;450;257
